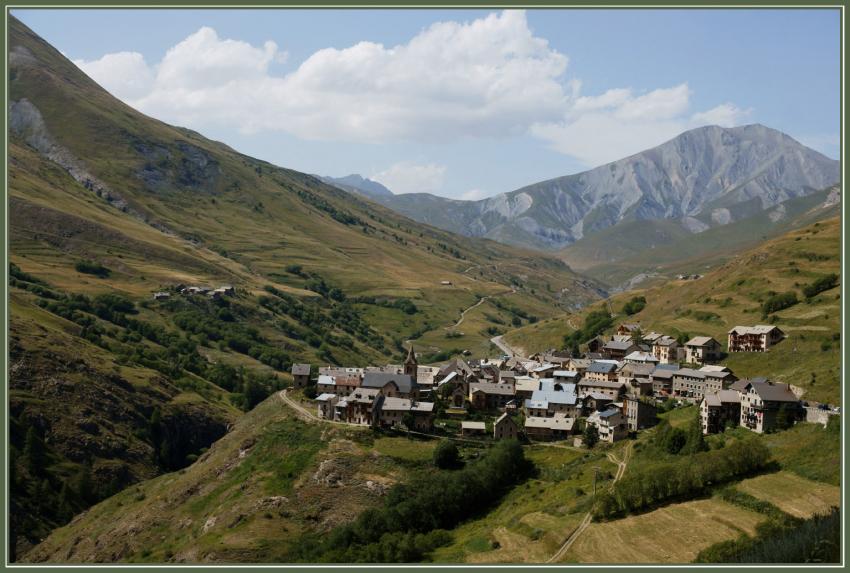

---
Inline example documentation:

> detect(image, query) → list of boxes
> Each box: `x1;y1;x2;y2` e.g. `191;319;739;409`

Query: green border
0;2;844;572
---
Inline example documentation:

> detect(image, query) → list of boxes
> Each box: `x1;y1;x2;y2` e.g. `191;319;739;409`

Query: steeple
404;344;418;383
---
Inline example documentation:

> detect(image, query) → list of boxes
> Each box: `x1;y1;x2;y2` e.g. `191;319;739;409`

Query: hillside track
547;441;633;563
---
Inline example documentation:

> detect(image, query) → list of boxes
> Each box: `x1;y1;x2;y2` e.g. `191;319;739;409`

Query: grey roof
291;363;311;376
470;383;515;396
579;379;625;390
747;380;798;402
674;368;706;380
599;408;622;418
525;416;575;431
553;370;579;378
729;325;784;335
531;387;578;405
587;362;618;374
461;421;486;430
362;372;415;393
604;340;637;351
685;336;719;347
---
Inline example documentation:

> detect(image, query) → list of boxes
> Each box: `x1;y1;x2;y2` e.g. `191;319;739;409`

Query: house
684;336;723;365
618;363;655;396
525;384;580;418
416;366;441;388
617;323;642;336
700;390;741;434
553;370;580;383
566;358;592;375
650;365;678;396
316;393;338;420
316;374;361;397
335;388;381;425
361;372;418;400
642;331;663;344
602;340;639;360
493;413;519;440
583;391;614;413
700;366;738;394
585;336;607;354
513;376;539;400
448;385;467;409
375;397;435;431
623;351;660;365
672;368;707;402
291;363;312;388
624;397;657;431
461;421;486;436
530;363;557;378
469;383;515;411
651;336;681;364
735;379;800;433
524;415;575;440
583;361;620;383
587;408;627;443
728;325;786;352
440;280;453;286
578;378;625;399
499;371;518;385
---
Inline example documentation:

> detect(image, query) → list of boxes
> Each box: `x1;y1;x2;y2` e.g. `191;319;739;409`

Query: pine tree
23;426;46;476
583;424;599;449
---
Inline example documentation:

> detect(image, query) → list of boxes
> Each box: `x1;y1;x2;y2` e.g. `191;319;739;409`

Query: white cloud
371;162;446;195
531;83;752;166
690;102;752;127
460;188;489;200
74;51;154;100
73;11;752;171
75;10;569;144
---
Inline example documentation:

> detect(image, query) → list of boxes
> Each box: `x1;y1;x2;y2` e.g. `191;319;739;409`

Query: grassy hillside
560;187;840;288
508;216;841;404
7;16;604;558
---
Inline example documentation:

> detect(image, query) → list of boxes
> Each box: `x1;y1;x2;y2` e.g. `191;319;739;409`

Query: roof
515;378;540;392
624;351;659;363
586;391;613;400
291;363;311;376
499;370;517;378
599;408;622;419
587;362;618;374
580;378;624;390
653;336;679;347
525;416;575;431
620;363;655;376
604;340;637;351
651;369;676;380
531;388;578;405
437;371;458;386
674;368;706;380
729;325;784;335
362;372;415;393
461;421;486;430
686;336;719;347
618;323;641;332
525;399;549;410
704;390;741;406
381;397;412;411
316;393;337;401
495;412;515;426
411;401;435;413
699;365;730;373
532;363;557;372
347;388;381;403
553;370;579;378
470;383;515;396
746;380;798;402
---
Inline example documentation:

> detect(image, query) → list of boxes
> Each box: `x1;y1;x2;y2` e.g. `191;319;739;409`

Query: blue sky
14;8;841;199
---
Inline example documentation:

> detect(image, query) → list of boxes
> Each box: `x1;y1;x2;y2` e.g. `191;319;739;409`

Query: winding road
490;334;527;360
547;441;633;563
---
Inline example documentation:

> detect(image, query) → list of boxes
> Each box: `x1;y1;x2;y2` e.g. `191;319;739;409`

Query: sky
13;8;841;200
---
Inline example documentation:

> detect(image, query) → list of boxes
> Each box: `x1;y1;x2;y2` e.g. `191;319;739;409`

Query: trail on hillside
547;441;633;563
490;334;528;360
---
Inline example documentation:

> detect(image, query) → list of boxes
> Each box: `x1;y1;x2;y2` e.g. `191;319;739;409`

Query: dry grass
560;498;764;564
736;471;840;519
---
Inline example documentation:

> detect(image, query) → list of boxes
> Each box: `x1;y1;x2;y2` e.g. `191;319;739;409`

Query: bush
432;440;461;469
802;274;838;299
74;260;110;277
621;296;647;316
761;292;798;315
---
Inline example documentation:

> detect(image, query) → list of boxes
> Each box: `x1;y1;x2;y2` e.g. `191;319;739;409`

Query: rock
202;516;217;533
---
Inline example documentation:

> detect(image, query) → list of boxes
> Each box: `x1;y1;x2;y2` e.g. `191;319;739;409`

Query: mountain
317;174;394;199
373;125;840;258
7;16;603;558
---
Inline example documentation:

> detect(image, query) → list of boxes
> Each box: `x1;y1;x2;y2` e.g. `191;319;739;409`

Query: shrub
803;274;839;299
74;260;110;277
432;440;461;469
761;292;798;315
621;296;647;316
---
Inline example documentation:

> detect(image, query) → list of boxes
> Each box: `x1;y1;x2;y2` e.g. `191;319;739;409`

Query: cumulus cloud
74;51;154;100
371;162;446;195
531;84;752;166
75;11;569;143
73;10;751;170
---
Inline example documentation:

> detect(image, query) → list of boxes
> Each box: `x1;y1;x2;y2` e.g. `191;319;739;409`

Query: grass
559;498;765;564
430;445;616;563
372;437;438;463
734;472;840;519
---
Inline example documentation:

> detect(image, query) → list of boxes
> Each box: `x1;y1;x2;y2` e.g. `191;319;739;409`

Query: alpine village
7;12;842;567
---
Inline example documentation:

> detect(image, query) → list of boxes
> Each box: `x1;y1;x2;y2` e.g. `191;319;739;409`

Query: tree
23;426;46;476
583;424;599;449
402;412;416;434
681;415;707;454
433;440;461;469
775;404;795;431
630;327;645;346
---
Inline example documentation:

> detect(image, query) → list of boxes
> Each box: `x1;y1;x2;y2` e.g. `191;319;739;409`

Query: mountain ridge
368;124;839;253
